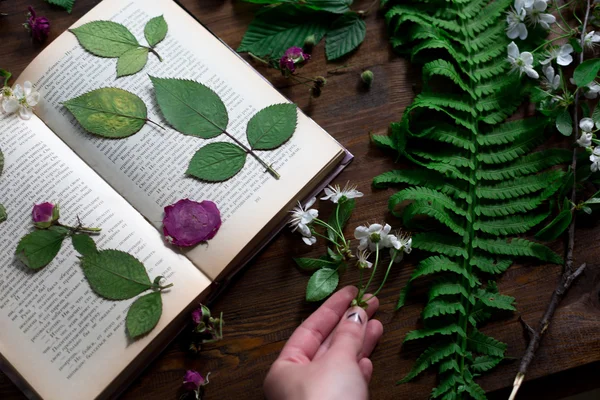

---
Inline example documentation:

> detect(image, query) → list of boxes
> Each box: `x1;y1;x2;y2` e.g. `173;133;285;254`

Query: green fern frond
379;0;562;397
398;342;462;384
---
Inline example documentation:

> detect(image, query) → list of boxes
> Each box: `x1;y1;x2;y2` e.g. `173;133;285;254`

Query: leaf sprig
70;16;168;78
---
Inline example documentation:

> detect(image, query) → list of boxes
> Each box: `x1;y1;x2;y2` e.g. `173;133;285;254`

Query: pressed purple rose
183;370;205;391
25;7;50;42
163;199;221;247
32;202;59;229
279;46;310;74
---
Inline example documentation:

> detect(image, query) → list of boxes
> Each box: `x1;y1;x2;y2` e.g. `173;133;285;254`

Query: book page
0;114;211;400
18;0;344;280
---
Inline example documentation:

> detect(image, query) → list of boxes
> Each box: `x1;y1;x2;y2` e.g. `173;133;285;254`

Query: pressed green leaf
0;204;6;224
126;291;163;338
306;268;339;302
238;6;329;57
46;0;75;13
556;109;573;136
72;234;98;257
144;15;168;47
80;249;153;300
70;21;139;58
326;13;367;60
64;88;147;138
150;76;228;139
293;257;337;271
573;58;600;87
186;142;247;182
116;47;149;78
247;103;297;150
15;228;68;270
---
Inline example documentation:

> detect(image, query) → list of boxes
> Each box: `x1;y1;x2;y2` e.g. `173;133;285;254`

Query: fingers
313;294;379;361
328;306;369;358
359;319;384;359
358;358;374;382
278;286;358;363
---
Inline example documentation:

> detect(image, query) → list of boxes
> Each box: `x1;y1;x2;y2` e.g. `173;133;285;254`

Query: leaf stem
148;47;163;62
158;282;174;291
146;118;166;130
222;130;280;179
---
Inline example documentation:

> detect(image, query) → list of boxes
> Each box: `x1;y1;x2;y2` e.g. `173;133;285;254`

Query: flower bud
361;70;374;88
183;370;204;391
32;202;59;229
24;7;50;42
304;34;316;52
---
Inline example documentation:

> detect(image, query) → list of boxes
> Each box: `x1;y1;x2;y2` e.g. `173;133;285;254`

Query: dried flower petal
163;199;221;247
279;46;310;74
32;202;59;229
183;370;204;391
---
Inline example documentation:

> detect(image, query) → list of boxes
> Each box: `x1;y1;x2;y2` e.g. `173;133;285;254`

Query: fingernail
346;307;364;324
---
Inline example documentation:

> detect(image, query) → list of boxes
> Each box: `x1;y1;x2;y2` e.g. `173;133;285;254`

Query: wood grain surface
1;1;599;399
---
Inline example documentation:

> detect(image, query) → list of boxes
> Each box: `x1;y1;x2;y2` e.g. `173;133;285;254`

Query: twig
508;1;592;399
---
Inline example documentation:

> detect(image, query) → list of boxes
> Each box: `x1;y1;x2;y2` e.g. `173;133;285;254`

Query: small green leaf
327;198;355;241
80;249;153;300
569;38;583;53
16;229;68;270
186;142;247;182
574;58;600;87
64;88;148;138
326;13;367;60
144;15;168;47
306;268;339;302
0;204;6;224
150;76;229;139
46;0;75;13
70;21;139;58
72;234;98;257
247;104;297;150
126;291;163;338
116;47;149;78
293;257;337;271
555;109;572;136
535;208;572;241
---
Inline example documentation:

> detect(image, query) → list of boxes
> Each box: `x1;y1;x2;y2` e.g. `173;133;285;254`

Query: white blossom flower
5;81;41;120
289;197;318;240
542;65;560;90
302;235;317;246
0;86;15;113
507;42;539;79
585;82;600;99
506;5;528;40
388;232;413;263
321;182;364;203
584;31;600;49
356;250;373;269
577;132;593;148
354;223;392;251
580;117;594;133
590;147;600;172
540;44;573;66
525;0;555;29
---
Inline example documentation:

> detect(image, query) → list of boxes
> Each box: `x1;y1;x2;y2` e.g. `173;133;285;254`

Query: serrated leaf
72;234;98;257
16;229;68;270
64;88;147;138
398;342;461;383
80;249;152;300
247;103;297;150
116;47;149;78
186;142;247;182
126;291;162;338
326;13;367;60
293;257;337;271
470;356;503;374
306;268;339;302
467;328;506;357
405;324;466;342
556;109;573;136
473;237;563;264
150;76;228;139
573;58;600;87
46;0;75;13
0;204;6;224
144;15;168;47
70;21;139;58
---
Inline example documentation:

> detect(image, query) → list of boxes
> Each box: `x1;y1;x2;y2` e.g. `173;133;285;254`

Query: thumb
328;306;368;358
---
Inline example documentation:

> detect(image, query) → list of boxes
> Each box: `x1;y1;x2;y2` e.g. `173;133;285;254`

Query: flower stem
364;250;397;302
531;32;574;54
312;230;340;246
223;130;280;179
313;218;346;242
362;246;380;294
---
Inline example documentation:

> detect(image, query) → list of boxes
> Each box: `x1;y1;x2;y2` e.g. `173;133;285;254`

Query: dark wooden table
2;1;600;399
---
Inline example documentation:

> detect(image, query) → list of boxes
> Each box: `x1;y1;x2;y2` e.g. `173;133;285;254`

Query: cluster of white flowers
574;117;600;172
354;223;412;264
506;0;555;40
0;81;40;120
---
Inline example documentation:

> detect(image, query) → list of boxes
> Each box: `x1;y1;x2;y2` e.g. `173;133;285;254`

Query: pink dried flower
191;308;203;324
32;202;59;229
24;6;50;42
162;199;221;247
279;46;310;74
183;370;204;391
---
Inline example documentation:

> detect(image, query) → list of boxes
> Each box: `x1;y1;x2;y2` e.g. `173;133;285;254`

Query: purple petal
32;202;55;223
162;199;222;247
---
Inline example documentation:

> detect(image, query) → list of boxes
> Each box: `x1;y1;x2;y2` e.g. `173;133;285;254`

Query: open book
0;0;350;399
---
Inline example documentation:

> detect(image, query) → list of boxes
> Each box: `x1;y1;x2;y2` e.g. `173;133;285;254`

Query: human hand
264;286;384;400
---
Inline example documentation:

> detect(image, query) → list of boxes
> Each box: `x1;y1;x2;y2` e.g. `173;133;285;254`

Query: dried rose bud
32;202;59;229
163;199;221;247
279;46;310;74
183;370;204;391
24;7;50;42
361;70;374;88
